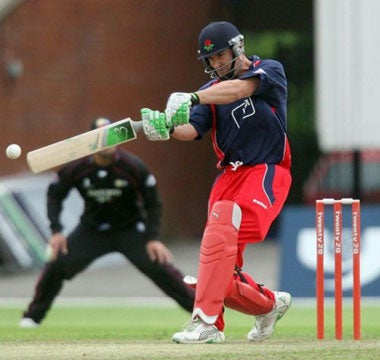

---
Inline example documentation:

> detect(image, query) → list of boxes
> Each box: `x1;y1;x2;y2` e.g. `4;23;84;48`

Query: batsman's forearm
171;124;198;141
197;78;260;104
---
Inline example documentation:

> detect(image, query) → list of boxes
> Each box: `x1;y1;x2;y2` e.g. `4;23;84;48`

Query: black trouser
23;222;195;323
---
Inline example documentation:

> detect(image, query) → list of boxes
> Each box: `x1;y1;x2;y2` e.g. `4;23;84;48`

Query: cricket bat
27;118;142;173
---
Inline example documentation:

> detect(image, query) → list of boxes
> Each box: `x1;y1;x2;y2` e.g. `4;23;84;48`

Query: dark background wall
0;0;313;239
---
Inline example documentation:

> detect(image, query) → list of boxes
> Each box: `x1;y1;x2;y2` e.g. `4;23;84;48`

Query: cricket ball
6;144;22;159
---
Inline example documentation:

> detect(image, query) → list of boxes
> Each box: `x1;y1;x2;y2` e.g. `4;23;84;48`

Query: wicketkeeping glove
141;108;170;141
165;92;199;127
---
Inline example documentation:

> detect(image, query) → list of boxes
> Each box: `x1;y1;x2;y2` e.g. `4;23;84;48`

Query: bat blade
27;118;142;173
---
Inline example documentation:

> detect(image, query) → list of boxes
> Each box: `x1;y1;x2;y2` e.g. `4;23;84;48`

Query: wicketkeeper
19;117;194;328
140;21;292;343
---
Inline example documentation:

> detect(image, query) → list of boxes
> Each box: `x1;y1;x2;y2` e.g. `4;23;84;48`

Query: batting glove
141;108;170;141
165;92;199;127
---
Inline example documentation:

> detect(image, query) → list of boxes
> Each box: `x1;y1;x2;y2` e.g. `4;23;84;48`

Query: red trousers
200;164;292;329
209;163;291;266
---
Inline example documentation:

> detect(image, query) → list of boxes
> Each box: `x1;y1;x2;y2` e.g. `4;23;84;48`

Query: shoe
183;275;197;289
19;317;39;328
247;291;292;342
172;318;225;344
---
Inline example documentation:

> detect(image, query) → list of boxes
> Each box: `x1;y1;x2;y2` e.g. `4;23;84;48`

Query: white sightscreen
315;0;380;151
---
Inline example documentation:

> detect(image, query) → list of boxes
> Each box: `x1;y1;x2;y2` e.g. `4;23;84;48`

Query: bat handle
132;120;143;132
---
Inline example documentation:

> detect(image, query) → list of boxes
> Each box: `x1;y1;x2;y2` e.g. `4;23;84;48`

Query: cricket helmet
197;21;245;79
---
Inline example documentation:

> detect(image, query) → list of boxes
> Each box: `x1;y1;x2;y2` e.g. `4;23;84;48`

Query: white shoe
19;318;39;328
172;318;225;344
183;275;197;289
247;291;292;342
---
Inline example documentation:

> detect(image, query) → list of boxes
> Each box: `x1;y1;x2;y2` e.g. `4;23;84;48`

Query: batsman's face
208;48;237;77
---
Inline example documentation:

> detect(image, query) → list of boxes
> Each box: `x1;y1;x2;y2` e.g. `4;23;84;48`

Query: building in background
0;0;315;238
0;0;221;239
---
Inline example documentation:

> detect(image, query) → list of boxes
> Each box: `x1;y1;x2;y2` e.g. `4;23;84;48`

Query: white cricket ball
6;144;22;159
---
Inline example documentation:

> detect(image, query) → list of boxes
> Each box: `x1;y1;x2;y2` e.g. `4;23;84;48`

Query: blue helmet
197;21;245;79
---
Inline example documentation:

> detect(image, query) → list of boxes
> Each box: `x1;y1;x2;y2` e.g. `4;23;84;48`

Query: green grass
0;301;379;359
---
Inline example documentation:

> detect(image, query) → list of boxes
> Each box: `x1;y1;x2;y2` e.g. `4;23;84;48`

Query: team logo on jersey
87;188;122;203
114;179;128;187
82;178;91;188
97;170;108;178
203;39;214;52
136;221;146;233
231;98;255;127
253;68;267;75
145;174;157;187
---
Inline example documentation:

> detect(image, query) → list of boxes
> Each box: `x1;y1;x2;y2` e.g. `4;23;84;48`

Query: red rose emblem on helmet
203;39;214;52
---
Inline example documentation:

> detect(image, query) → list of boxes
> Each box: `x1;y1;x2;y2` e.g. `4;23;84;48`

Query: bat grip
132;120;143;132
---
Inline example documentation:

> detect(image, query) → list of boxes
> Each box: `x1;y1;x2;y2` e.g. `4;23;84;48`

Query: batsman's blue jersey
190;56;291;169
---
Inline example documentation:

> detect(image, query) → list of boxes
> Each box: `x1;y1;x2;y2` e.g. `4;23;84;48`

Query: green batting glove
165;92;195;127
171;103;191;126
141;108;170;141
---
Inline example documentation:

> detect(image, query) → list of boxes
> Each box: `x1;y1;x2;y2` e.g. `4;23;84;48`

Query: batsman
141;21;292;343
